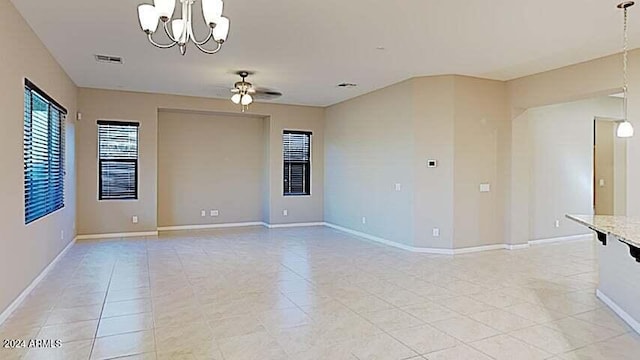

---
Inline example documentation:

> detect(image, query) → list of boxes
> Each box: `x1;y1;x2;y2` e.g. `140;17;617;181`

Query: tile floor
1;226;639;360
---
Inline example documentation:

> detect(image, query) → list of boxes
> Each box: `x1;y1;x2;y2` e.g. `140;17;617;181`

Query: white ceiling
10;0;640;107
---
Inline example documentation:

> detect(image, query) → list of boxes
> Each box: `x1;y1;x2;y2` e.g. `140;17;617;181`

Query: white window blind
98;120;139;200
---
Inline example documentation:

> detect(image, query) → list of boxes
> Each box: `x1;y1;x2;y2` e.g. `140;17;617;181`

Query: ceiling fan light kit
137;0;230;55
231;71;256;112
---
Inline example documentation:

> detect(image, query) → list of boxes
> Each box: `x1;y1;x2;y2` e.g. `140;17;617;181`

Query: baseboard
265;222;326;229
158;222;264;232
324;222;455;254
529;233;593;246
505;243;531;250
596;289;640;334
76;231;158;240
0;236;76;326
452;244;509;254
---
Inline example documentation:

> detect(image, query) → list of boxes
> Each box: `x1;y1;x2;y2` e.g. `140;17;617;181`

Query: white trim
505;243;531;250
324;222;454;254
596;289;640;334
452;244;508;255
76;231;158;240
0;237;76;326
529;233;593;246
265;222;325;229
157;222;264;232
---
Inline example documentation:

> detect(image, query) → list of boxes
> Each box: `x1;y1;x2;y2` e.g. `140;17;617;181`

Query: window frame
97;120;140;201
282;130;312;197
24;79;67;225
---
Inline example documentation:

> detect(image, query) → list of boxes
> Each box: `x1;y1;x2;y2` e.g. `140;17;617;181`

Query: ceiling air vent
95;54;123;64
337;82;357;88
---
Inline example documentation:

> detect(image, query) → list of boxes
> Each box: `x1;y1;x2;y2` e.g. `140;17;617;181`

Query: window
24;79;66;224
98;120;139;200
283;130;312;196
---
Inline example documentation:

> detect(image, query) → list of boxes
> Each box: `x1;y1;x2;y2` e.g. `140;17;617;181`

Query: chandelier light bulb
202;0;224;26
241;94;253;106
153;0;176;21
137;4;159;34
231;94;242;104
172;19;186;43
618;120;635;138
212;17;230;42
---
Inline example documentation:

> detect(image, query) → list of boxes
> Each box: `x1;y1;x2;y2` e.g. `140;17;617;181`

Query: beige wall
0;0;77;315
325;80;416;246
326;75;510;250
452;76;510;249
158;110;266;227
595;120;616;216
507;50;640;241
77;88;324;235
526;97;622;240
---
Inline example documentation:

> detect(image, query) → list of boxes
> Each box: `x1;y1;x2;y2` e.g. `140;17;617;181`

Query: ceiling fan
230;71;282;112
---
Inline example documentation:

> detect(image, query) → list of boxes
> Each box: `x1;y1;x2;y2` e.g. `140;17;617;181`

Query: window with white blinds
24;79;66;224
98;120;139;200
283;130;312;196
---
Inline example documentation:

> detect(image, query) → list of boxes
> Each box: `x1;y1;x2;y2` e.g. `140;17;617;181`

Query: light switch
480;183;491;192
283;209;288;216
395;183;402;191
132;216;139;224
432;228;440;237
201;210;206;217
210;210;219;217
599;179;605;187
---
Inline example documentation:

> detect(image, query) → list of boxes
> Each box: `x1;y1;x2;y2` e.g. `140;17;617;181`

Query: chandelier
618;1;635;138
231;71;256;112
137;0;230;55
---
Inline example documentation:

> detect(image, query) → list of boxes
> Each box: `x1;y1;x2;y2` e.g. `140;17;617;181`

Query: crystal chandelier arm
147;33;177;49
194;40;223;54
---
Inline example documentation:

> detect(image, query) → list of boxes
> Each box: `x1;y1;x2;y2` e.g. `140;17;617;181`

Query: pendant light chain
624;6;630;121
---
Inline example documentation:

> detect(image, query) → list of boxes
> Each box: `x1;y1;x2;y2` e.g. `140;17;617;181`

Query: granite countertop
566;214;640;249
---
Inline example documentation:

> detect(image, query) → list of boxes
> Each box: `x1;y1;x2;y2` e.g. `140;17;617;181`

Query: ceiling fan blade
253;88;283;100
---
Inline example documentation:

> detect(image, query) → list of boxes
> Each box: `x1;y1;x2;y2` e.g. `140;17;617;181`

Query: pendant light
618;1;635;138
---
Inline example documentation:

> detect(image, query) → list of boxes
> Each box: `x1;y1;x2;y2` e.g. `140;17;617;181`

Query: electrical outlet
283;209;288;216
132;216;139;224
60;230;64;240
362;217;367;224
211;210;219;217
433;228;440;237
555;220;560;228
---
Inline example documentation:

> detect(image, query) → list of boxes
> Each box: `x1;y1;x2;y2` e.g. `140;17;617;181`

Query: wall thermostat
427;160;438;168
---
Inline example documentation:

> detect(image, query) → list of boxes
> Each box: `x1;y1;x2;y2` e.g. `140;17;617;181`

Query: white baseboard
76;231;158;240
529;233;593;246
453;244;509;254
158;222;264;231
504;243;531;250
325;222;455;254
0;237;76;326
265;222;326;229
596;289;640;334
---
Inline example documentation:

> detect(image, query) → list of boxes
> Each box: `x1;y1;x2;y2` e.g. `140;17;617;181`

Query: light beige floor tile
208;314;263;339
45;305;103;326
362;308;425;332
572;308;631;333
400;304;461;323
37;320;99;343
543;317;624;343
349;333;418;360
469;334;551;360
504;302;568;324
430;316;501;343
389;324;458;355
106;287;151;303
217;330;288;360
102;298;152;318
91;330;155;360
509;324;590;354
97;312;154;337
435;296;497;315
424;343;493;360
470;308;537;332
